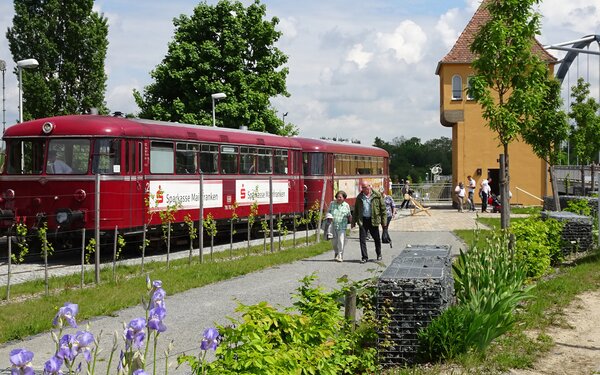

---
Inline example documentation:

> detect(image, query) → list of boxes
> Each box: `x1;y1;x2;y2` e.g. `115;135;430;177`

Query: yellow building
435;3;556;206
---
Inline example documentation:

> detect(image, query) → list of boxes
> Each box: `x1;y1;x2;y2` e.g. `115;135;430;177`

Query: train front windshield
5;138;116;175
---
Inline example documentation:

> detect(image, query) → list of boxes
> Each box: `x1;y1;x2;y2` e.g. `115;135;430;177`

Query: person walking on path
455;182;466;212
352;183;387;263
467;175;476;211
327;190;352;262
480;177;492;212
381;187;396;223
399;180;412;209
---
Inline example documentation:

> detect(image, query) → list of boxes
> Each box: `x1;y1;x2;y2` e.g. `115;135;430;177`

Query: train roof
4;115;302;149
293;137;389;157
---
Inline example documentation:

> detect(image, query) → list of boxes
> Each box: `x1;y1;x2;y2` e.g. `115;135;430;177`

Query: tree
522;78;569;210
468;0;549;230
7;0;109;120
134;0;295;135
568;77;600;194
373;136;451;183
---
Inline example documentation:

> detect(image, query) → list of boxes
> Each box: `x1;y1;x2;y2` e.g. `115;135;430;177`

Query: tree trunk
549;164;561;211
500;148;510;230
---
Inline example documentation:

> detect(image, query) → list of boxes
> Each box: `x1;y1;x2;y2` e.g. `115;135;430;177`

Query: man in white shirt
48;150;72;174
480;178;492;212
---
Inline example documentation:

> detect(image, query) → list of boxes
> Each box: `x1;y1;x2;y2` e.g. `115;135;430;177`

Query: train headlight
74;189;86;202
55;209;84;226
42;121;54;134
3;189;15;200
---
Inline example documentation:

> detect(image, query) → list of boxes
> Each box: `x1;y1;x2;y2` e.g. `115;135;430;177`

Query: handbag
381;227;391;244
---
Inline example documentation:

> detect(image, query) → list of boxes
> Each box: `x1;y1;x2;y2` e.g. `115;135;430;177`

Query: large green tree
374;136;451;183
568;77;600;193
522;78;570;210
468;0;548;229
7;0;109;120
134;0;295;135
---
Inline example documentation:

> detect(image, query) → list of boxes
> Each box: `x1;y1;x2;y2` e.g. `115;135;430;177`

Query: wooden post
344;287;357;331
6;230;11;300
80;228;85;288
112;226;118;282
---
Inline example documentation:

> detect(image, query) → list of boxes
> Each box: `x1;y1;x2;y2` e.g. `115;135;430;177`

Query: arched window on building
452;74;462;100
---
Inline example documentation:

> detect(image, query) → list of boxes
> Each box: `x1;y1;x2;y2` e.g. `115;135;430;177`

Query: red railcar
0;115;304;246
294;137;390;212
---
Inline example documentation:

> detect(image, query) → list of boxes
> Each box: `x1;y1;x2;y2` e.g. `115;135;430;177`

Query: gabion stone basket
376;245;454;367
541;211;594;255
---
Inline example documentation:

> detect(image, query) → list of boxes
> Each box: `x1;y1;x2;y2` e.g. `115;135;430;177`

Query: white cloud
346;44;372;69
436;8;463;49
375;20;427;64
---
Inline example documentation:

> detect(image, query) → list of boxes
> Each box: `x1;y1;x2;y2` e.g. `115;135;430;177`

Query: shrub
511;217;564;278
451;231;534;352
418;305;470;361
179;275;379;374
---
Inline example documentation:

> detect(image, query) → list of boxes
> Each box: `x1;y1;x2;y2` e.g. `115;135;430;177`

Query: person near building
455;182;466;212
467;175;476;211
352;183;387;263
480;177;492;212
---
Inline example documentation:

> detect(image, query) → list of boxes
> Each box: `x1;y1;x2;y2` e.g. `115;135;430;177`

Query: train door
125;139;145;230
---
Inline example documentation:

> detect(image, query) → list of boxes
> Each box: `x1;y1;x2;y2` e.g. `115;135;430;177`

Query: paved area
0;208;500;374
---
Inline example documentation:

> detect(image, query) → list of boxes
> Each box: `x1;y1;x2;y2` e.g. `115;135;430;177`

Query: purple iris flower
57;334;77;362
133;370;148;375
74;331;95;362
149;287;166;310
200;328;220;351
147;306;167;333
43;355;63;374
9;348;34;375
52;303;79;328
125;318;146;349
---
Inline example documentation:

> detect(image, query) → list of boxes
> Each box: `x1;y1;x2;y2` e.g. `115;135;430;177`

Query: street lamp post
0;59;6;134
17;58;39;124
282;112;288;125
17;58;39;171
211;92;226;127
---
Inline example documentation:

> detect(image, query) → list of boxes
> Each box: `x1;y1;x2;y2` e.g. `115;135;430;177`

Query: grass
511;206;543;215
0;235;331;343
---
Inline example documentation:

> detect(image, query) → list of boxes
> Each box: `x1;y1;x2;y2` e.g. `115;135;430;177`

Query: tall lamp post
211;92;226;127
17;59;39;124
0;59;6;134
282;112;288;125
17;58;39;170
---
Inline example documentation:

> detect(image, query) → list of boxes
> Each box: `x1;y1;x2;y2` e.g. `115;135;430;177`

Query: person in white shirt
48;150;72;174
480;178;492;212
455;182;466;212
467;175;476;211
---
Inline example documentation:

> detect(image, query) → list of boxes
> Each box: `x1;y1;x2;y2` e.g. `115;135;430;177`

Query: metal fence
391;182;453;204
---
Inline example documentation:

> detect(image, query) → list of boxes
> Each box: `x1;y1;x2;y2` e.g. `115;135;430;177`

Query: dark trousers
359;217;381;261
481;192;489;212
400;199;410;208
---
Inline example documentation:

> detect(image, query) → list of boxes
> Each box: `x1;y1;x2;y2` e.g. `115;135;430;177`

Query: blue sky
1;0;599;145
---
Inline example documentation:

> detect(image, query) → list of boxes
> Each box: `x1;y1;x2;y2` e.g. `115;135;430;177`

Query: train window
257;148;272;174
221;145;238;174
149;141;173;174
274;149;287;174
6;139;45;174
137;142;143;173
200;144;218;174
176;143;198;174
240;147;257;174
93;139;121;174
307;153;325;175
47;139;90;174
302;153;309;175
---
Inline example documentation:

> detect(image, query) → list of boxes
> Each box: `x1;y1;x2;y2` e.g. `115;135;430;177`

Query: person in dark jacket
352;183;387;263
